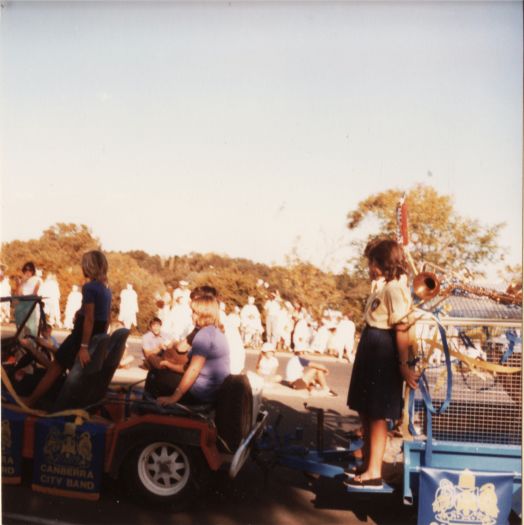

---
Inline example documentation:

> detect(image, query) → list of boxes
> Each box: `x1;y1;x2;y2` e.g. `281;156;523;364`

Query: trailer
258;288;522;524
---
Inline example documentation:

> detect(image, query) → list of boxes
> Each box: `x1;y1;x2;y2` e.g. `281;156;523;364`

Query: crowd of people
4;256;345;402
151;285;357;367
1;262;357;365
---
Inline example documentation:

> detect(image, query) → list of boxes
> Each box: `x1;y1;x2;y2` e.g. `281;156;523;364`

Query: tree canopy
347;184;504;277
1;224;363;332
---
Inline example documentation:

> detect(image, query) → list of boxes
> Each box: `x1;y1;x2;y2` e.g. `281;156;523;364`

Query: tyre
215;375;253;452
123;441;204;507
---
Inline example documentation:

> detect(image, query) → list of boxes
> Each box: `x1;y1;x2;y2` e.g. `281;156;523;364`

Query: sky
1;1;522;278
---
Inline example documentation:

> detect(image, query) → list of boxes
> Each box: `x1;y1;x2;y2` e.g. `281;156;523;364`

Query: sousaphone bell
413;271;441;301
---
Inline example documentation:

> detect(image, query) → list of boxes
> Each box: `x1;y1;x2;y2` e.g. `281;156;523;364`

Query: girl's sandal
344;465;366;479
344;476;383;489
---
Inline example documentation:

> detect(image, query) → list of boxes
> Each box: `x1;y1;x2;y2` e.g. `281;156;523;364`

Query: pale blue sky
1;1;522;276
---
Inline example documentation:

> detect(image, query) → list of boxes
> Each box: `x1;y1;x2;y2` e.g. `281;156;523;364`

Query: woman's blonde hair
191;294;222;330
81;250;108;282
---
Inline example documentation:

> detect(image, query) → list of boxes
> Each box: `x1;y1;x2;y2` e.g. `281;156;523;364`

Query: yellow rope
448;349;521;374
1;365;90;422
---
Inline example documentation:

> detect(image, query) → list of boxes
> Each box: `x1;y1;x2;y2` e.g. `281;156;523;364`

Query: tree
498;264;522;289
1;223;101;314
346;184;504;278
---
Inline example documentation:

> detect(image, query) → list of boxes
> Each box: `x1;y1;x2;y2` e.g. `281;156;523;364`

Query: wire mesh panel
412;294;522;447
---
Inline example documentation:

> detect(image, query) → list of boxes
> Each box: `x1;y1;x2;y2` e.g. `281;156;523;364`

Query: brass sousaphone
412;271;441;302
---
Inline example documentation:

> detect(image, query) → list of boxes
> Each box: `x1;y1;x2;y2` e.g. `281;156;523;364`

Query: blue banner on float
418;467;514;525
1;408;26;484
32;418;106;500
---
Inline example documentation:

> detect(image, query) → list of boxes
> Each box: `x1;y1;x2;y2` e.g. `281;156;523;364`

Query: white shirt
264;299;280;317
241;304;261;323
293;319;310;351
285;355;309;383
21;276;40;296
258;355;279;376
142;330;170;352
0;278;11;296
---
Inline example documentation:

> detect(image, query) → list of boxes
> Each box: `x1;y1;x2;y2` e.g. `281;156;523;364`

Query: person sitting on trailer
150;293;230;407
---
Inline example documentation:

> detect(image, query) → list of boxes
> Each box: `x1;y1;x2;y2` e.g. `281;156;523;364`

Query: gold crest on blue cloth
2;420;12;451
2;409;26;484
418;467;513;525
32;418;106;500
43;422;93;467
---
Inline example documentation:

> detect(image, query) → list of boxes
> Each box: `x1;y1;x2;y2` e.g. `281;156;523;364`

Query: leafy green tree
347;184;504;278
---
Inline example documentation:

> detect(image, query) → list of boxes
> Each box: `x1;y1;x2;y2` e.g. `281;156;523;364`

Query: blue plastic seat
52;328;129;411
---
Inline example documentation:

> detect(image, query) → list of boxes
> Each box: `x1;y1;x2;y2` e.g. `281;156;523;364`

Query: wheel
123;441;204;507
215;375;253;452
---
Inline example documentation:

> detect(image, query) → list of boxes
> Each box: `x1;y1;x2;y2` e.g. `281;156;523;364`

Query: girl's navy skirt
347;325;403;420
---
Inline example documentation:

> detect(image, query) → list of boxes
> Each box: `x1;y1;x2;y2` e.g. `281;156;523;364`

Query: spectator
14;261;41;336
15;322;59;375
223;304;246;374
336;314;356;362
141;317;172;369
264;291;281;345
40;272;62;328
284;351;336;396
118;283;139;329
167;295;193;342
240;296;263;348
256;342;281;383
311;319;330;354
292;315;310;352
0;266;12;323
63;285;82;330
155;285;173;325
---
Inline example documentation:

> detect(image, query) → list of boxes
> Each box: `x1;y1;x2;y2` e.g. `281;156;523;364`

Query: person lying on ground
284;351;337;396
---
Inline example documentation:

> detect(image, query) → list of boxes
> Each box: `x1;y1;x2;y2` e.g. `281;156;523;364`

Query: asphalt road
2;331;421;525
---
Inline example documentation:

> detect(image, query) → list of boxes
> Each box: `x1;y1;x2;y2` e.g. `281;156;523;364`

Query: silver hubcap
137;442;190;497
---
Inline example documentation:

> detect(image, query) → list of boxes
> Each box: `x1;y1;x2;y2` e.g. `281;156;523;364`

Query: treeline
4;185;516;333
1;223;368;332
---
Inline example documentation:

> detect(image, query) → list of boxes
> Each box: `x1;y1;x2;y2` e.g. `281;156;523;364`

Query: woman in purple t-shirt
156;294;230;406
25;250;112;407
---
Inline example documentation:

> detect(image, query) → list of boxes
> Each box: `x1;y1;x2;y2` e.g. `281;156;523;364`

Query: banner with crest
418;467;514;525
2;408;26;485
31;418;106;500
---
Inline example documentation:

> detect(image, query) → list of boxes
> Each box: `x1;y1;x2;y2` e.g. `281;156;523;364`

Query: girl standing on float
346;239;419;489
